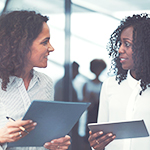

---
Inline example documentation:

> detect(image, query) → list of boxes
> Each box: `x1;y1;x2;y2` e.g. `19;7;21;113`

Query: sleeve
97;78;110;123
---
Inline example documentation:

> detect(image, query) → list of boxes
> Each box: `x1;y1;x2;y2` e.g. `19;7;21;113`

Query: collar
127;70;141;90
8;69;40;88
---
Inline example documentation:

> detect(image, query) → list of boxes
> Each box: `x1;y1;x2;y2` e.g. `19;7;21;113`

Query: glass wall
71;4;120;102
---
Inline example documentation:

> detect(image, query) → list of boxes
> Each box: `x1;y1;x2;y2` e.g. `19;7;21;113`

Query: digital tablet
88;120;149;139
8;100;90;147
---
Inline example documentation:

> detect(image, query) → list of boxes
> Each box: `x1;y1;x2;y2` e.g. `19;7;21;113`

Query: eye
41;41;48;45
125;41;131;47
41;39;49;45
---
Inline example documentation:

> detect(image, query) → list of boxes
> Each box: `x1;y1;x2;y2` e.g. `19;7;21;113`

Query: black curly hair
0;10;49;91
107;13;150;95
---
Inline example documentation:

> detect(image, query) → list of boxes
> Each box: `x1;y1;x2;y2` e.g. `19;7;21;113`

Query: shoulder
102;75;117;87
101;75;129;96
101;75;124;93
55;77;63;86
84;79;93;86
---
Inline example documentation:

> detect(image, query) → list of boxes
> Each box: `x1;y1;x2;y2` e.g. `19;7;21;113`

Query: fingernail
51;141;54;143
29;120;33;123
44;143;49;146
99;131;103;134
33;122;37;126
108;133;113;136
112;135;116;139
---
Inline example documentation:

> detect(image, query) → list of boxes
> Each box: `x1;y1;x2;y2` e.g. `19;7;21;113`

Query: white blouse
0;70;54;150
98;71;150;150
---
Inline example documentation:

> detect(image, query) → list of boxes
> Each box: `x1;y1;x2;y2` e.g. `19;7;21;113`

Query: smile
120;58;127;63
120;58;125;61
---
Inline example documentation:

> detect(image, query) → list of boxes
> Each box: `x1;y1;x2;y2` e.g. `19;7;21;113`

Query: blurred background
0;0;149;100
1;0;150;149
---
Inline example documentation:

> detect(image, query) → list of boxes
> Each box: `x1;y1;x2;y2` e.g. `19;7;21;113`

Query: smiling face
26;22;54;71
119;26;136;77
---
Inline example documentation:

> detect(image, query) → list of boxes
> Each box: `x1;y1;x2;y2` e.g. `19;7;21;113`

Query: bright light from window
0;0;6;13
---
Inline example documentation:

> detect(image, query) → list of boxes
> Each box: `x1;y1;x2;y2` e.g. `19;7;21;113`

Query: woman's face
119;26;135;75
26;22;54;70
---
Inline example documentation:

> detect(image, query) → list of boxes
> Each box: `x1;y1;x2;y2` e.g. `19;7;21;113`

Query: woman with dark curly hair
0;10;70;150
88;13;150;150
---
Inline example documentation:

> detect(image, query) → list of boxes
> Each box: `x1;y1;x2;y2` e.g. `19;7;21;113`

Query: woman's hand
0;119;37;144
44;135;71;150
88;130;116;150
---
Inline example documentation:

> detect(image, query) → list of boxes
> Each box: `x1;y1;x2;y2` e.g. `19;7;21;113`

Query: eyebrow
43;37;50;41
40;37;50;43
122;38;132;42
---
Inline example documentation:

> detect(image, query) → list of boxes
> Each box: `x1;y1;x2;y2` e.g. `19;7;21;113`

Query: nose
118;44;125;54
47;43;54;52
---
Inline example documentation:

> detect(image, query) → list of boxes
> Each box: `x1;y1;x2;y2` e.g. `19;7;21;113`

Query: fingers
0;128;23;143
2;119;37;144
7;119;31;128
6;130;28;143
94;133;116;149
44;144;70;150
50;135;71;144
88;131;116;150
44;135;71;150
9;130;29;142
14;120;36;129
88;131;103;142
7;120;37;133
23;122;37;131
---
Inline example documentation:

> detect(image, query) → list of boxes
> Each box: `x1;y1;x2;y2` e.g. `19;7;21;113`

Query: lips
119;57;127;63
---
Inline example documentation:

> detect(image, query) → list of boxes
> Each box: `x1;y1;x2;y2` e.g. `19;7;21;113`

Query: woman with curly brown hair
88;13;150;150
0;10;70;150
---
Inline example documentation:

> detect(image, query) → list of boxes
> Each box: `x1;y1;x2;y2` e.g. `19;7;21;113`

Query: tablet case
8;100;90;147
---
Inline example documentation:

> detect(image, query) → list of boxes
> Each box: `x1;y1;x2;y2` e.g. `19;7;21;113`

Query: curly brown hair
0;10;49;90
107;13;150;94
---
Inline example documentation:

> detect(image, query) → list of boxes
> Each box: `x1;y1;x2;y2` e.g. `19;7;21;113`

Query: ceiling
73;0;150;12
1;0;150;20
72;0;150;20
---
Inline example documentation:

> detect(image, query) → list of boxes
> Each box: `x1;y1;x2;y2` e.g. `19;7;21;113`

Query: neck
21;70;33;90
93;76;100;83
130;70;137;80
